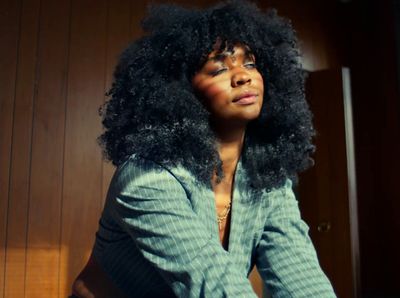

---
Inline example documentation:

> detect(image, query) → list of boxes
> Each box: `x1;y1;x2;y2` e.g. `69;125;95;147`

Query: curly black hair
98;0;315;192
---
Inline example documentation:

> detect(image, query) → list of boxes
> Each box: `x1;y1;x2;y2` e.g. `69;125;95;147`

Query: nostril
237;78;251;85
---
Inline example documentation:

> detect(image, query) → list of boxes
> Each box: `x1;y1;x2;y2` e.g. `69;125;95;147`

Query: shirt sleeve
255;179;337;298
108;155;258;298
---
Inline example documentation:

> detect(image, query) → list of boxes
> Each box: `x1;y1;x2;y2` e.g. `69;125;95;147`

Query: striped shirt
92;154;337;297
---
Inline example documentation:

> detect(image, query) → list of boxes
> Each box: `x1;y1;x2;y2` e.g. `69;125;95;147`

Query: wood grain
59;0;107;296
0;0;22;295
23;0;71;296
101;0;132;206
3;0;40;296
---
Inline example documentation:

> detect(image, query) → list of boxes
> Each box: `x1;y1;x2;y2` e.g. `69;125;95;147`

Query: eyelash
244;63;256;69
211;68;227;76
210;63;257;76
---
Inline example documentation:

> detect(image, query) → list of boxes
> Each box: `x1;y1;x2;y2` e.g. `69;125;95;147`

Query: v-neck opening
213;156;242;254
226;161;239;254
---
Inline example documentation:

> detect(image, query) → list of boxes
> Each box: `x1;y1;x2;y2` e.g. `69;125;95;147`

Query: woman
72;0;337;297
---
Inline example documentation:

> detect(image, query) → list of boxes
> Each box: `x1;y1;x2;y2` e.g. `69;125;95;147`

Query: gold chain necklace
217;201;231;230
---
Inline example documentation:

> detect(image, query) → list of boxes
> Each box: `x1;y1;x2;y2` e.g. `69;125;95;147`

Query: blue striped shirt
92;154;336;297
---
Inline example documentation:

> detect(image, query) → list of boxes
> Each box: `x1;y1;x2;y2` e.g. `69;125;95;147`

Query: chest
213;183;234;249
212;176;233;207
169;164;266;271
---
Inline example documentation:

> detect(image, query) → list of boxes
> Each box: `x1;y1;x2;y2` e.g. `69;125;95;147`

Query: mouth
232;92;258;105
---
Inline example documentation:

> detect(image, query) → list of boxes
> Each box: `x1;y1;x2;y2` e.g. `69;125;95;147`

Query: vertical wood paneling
59;0;107;296
129;0;147;40
101;0;132;206
3;0;41;296
24;0;71;296
0;0;22;296
264;0;341;71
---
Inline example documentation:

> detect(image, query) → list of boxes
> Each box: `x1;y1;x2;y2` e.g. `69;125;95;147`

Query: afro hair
98;0;316;192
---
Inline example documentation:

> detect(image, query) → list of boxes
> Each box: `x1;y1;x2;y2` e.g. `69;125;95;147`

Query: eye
244;62;256;69
210;68;227;76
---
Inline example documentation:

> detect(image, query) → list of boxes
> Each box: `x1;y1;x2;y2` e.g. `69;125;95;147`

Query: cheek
254;73;264;92
197;79;231;105
205;85;230;105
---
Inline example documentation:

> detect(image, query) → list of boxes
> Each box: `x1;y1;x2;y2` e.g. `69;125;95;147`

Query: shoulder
261;178;297;209
260;178;303;223
115;153;182;178
110;154;188;197
262;178;294;200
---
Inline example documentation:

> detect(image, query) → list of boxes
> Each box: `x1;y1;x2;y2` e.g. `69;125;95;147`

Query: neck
211;120;247;182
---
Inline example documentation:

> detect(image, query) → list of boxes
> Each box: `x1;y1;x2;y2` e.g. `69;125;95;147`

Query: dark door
296;68;361;298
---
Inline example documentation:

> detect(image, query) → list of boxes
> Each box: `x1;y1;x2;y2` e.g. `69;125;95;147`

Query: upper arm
110;156;212;268
255;179;337;298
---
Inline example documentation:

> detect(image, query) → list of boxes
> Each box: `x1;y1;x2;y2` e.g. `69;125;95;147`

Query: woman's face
192;44;264;124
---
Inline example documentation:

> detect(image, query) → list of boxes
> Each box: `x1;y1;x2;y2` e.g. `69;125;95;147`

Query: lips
232;91;258;104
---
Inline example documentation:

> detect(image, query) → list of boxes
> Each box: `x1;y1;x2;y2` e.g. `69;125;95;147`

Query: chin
212;106;262;124
226;113;261;125
236;108;262;121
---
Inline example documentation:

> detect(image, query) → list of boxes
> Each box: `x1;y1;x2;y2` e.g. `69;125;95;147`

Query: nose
231;71;251;87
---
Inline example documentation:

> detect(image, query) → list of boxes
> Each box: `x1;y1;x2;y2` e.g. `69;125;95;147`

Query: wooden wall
0;0;148;296
1;0;399;297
